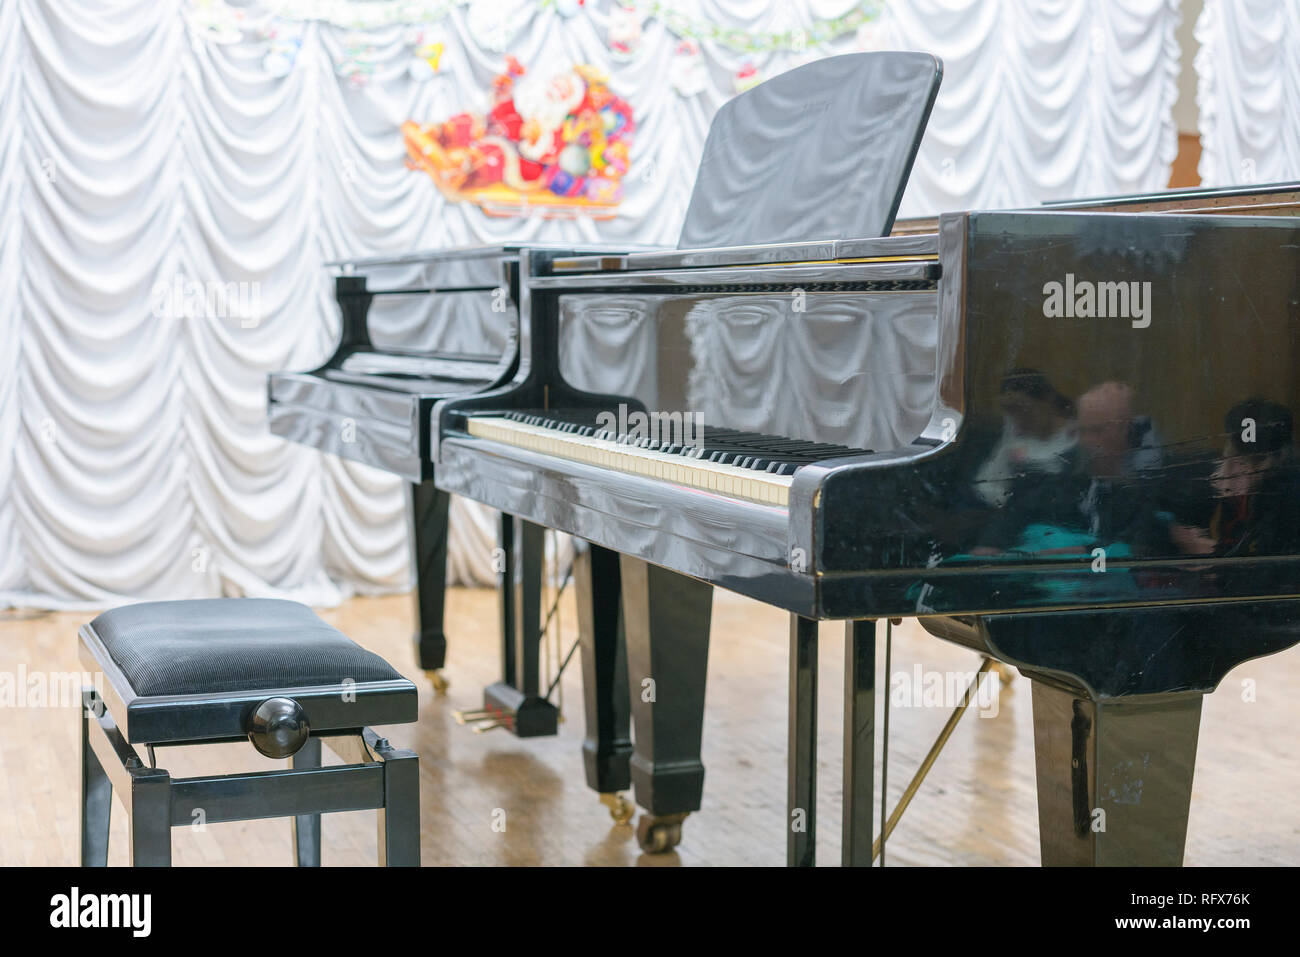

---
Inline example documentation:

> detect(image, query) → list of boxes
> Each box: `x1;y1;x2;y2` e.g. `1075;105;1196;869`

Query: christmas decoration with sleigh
403;58;635;219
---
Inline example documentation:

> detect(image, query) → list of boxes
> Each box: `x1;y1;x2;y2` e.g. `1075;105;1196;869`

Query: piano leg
619;555;712;853
408;481;450;688
482;515;557;736
574;541;633;819
842;619;875;866
498;512;519;689
1030;680;1203;866
788;615;818;866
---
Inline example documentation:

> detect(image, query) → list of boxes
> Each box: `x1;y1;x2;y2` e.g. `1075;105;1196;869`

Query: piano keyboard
465;410;872;507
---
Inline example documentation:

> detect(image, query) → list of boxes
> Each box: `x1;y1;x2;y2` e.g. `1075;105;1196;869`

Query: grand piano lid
891;180;1300;235
1038;179;1300;211
676;51;942;250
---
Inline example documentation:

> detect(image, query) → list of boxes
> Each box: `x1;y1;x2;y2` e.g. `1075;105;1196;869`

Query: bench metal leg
128;768;172;867
82;687;171;867
291;736;323;866
369;731;420;866
80;691;112;866
82;689;418;867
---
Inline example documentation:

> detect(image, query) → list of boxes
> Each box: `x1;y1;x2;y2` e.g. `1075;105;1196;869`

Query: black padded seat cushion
86;599;405;697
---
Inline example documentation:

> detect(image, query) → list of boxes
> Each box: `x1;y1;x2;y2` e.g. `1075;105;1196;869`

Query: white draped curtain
0;0;1181;610
1195;0;1300;186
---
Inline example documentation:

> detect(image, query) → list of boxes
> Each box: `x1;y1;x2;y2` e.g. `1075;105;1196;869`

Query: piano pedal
636;813;688;854
452;708;495;725
424;669;450;695
479;682;560;738
599;792;634;826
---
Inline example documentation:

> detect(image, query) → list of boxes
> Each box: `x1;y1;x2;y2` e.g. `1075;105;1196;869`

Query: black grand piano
429;51;1300;865
267;242;646;737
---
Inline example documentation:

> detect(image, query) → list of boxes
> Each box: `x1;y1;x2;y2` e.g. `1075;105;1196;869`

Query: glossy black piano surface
430;202;1300;866
436;210;1300;621
270;245;611;483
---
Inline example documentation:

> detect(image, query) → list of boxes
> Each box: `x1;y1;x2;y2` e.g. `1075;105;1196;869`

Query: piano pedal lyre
599;792;634;826
424;669;450;695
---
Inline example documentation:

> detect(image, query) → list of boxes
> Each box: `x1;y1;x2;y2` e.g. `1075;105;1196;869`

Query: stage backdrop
1195;0;1300;186
0;0;1180;609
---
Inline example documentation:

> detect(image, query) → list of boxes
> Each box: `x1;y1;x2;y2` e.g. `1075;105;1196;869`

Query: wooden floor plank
1;589;1296;866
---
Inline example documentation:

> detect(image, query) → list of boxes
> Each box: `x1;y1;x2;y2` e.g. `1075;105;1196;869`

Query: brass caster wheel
599;793;634;826
636;813;688;854
425;670;450;695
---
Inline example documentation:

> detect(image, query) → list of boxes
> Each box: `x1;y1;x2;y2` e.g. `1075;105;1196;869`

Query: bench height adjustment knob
248;697;311;758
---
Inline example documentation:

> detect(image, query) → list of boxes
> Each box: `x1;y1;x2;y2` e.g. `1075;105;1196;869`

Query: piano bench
75;598;420;867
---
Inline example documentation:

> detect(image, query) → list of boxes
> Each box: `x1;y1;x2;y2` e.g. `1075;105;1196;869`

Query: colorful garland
613;1;884;53
195;0;883;54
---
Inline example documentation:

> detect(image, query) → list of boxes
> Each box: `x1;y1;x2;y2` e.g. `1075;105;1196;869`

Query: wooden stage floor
3;588;1298;866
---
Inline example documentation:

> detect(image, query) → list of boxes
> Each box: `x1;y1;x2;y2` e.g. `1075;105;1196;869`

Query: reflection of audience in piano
1169;398;1300;558
971;379;1167;561
1076;381;1162;480
972;368;1078;508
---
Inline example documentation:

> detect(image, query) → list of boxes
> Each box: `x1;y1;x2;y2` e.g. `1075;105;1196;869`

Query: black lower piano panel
920;600;1300;865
